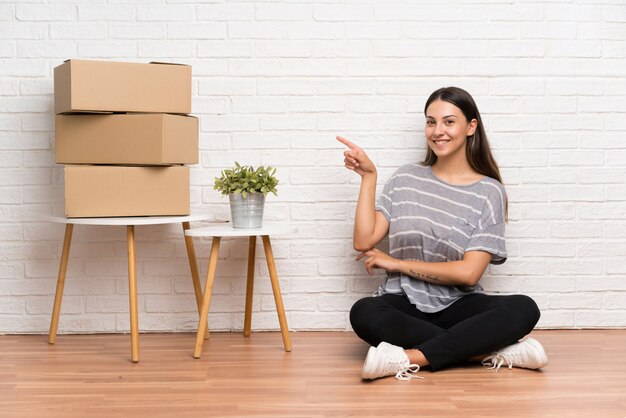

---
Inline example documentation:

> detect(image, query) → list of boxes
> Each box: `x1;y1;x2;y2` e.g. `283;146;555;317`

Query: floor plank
0;330;625;417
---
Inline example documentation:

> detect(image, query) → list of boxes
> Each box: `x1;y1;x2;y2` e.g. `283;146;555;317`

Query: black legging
350;293;541;371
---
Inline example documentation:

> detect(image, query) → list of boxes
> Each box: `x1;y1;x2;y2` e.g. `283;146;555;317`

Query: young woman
338;87;548;381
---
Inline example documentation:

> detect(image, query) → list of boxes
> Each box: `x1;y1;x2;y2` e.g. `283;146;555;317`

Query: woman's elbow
464;274;481;287
461;253;491;287
353;239;372;252
463;267;486;287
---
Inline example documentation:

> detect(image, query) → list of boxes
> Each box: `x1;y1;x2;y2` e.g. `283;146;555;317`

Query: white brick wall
1;0;625;334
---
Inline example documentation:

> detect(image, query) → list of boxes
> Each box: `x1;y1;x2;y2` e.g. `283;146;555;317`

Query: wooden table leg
182;222;209;339
261;235;292;352
193;237;221;359
127;226;140;363
48;224;74;345
243;236;256;337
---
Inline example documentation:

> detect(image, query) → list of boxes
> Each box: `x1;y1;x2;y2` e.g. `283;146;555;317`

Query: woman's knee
349;297;378;333
506;294;541;332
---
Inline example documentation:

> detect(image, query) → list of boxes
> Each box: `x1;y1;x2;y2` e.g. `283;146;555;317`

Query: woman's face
425;99;477;160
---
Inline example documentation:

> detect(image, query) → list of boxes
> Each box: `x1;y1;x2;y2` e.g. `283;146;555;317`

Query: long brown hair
422;86;508;221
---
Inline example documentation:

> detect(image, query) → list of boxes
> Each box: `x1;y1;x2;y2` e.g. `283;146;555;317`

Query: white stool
185;222;297;358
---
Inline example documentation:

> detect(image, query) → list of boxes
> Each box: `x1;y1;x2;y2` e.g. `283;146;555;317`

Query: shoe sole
525;338;549;369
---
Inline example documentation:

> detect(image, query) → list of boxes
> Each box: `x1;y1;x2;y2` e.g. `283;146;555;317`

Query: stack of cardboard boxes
54;59;198;218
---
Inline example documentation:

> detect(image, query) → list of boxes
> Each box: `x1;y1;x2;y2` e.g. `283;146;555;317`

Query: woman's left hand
356;248;401;275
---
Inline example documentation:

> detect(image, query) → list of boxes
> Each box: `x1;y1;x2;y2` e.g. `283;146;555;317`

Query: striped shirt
374;163;507;313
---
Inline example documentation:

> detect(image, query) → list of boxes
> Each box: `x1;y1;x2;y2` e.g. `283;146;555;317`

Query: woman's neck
432;155;482;185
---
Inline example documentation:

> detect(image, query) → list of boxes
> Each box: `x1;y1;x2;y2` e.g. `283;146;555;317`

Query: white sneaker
482;338;549;372
361;342;422;381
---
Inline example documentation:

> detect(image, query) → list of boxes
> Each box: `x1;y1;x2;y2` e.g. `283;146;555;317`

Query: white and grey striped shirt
375;163;507;313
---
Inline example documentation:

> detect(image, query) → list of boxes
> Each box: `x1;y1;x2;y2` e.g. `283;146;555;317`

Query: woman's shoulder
477;176;507;208
393;162;429;176
383;163;429;186
478;175;506;194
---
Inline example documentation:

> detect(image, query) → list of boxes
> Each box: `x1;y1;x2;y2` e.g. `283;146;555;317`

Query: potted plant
214;162;279;228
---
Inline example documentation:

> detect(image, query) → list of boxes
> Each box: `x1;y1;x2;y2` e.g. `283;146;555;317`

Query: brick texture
1;1;625;333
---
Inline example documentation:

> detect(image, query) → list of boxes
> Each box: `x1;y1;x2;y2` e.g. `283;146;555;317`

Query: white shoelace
482;353;513;372
395;364;423;380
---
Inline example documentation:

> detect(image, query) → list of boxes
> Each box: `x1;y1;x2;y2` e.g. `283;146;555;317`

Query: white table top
45;213;217;226
185;222;297;238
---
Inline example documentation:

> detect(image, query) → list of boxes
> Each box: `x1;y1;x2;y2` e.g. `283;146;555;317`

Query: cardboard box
56;114;198;165
64;165;190;218
54;59;191;114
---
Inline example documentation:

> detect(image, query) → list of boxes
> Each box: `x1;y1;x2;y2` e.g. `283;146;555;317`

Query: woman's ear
467;118;478;136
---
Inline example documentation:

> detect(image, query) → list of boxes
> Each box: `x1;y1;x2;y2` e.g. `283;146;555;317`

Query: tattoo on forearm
409;269;440;282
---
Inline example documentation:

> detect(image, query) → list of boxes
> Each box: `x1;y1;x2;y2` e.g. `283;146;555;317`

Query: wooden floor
0;330;625;418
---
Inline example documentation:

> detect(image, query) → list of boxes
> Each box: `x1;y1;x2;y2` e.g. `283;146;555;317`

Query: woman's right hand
337;136;377;178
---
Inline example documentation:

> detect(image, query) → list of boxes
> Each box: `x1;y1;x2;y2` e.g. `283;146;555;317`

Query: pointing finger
336;136;360;152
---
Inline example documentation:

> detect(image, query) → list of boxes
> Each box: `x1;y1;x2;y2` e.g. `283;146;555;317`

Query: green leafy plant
214;162;279;198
